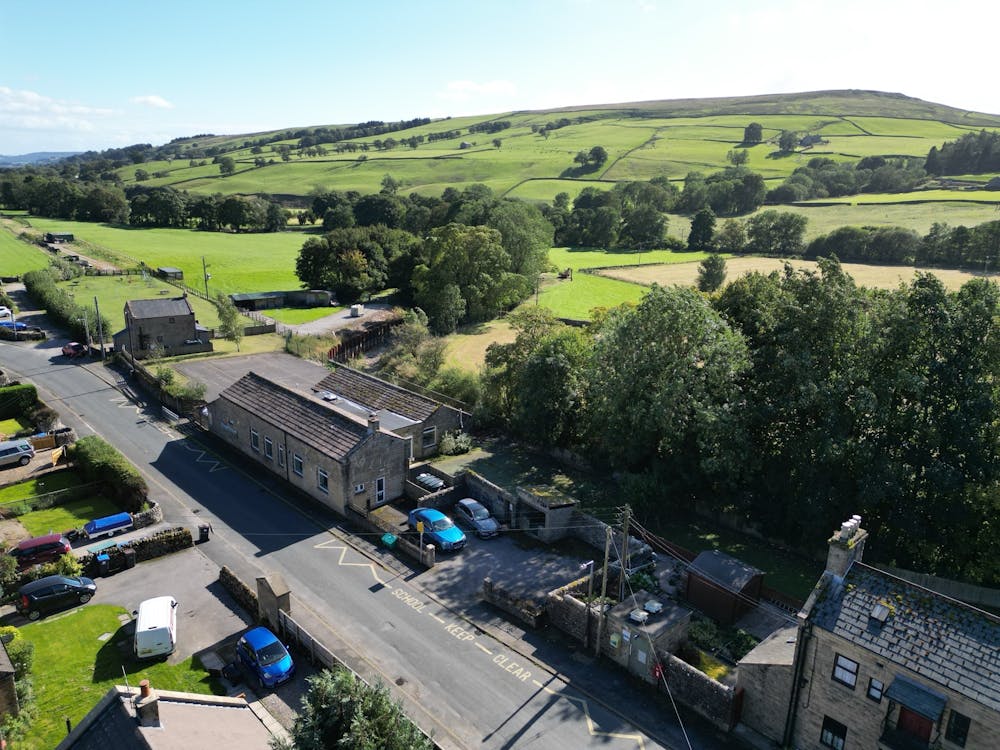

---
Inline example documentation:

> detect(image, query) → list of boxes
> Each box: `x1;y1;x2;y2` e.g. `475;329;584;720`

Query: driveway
175;352;330;402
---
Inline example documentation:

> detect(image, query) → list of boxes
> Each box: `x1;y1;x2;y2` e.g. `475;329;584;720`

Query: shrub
438;431;473;455
69;435;148;511
0;383;37;419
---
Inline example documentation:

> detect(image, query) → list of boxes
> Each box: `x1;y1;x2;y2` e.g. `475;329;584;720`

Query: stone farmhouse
206;371;409;515
312;365;468;461
738;519;1000;750
112;296;213;359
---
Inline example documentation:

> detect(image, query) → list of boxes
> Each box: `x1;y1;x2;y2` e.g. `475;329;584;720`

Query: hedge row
69;435;148;512
0;384;37;419
22;268;110;345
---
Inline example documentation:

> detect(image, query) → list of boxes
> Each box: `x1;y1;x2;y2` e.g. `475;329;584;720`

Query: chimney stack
825;514;867;578
367;413;380;434
135;679;160;727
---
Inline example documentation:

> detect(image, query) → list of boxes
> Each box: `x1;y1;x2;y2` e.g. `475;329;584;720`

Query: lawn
444;319;515;370
19;605;221;750
0;471;83;504
265;306;342;324
0;416;30;438
18;495;122;537
0;223;51;277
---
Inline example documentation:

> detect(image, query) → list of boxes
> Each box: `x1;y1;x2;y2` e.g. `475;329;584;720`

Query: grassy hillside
117;90;1000;204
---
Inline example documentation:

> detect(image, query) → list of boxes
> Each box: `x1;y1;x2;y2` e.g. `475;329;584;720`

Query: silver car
454;498;500;539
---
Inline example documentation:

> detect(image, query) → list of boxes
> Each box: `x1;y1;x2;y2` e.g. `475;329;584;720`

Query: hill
0;151;81;166
117;90;1000;205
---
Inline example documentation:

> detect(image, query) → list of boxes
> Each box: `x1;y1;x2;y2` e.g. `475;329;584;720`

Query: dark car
454;498;501;539
62;342;87;358
236;626;295;689
17;574;97;620
8;534;72;569
408;507;466;551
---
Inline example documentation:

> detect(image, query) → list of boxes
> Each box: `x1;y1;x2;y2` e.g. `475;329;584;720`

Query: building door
375;476;386;505
897;708;932;743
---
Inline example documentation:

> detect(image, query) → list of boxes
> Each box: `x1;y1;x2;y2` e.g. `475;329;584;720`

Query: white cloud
436;80;518;103
130;94;174;110
0;86;113;118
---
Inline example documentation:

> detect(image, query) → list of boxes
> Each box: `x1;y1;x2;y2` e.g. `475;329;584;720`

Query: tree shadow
558;163;603;179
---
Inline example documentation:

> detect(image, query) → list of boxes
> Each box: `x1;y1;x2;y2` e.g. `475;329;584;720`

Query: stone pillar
256;574;291;627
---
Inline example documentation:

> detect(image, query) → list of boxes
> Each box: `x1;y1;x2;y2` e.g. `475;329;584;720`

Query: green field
265;305;342;324
0;224;51;276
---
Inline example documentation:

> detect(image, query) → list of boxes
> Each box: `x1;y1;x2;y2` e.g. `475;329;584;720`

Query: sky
3;0;1000;155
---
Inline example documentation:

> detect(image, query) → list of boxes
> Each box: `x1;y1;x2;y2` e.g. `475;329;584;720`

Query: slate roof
315;366;439;422
809;562;1000;712
125;297;193;319
218;371;370;461
687;549;763;592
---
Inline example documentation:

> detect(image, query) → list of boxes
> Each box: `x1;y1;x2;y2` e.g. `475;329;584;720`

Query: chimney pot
367;413;380;433
139;679;151;698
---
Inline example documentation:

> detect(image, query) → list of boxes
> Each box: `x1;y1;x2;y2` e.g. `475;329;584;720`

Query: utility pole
619;504;632;601
79;311;90;350
202;256;211;300
594;525;612;657
94;296;105;360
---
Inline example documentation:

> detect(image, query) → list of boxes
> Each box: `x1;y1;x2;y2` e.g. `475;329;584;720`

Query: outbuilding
685;549;763;626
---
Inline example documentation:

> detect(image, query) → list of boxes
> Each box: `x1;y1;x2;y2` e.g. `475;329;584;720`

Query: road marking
177;440;227;472
475;643;493;655
492;653;532;682
430;613;446;624
313;539;388;586
444;622;475;641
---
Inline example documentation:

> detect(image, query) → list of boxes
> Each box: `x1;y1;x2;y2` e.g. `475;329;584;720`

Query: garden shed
685;549;762;626
156;266;184;280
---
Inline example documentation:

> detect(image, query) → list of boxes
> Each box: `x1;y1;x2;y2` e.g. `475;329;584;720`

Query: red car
8;534;72;569
62;342;87;358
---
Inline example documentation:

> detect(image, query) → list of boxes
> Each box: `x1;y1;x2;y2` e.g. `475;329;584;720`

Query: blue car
0;321;28;330
236;626;295;689
408;507;466;551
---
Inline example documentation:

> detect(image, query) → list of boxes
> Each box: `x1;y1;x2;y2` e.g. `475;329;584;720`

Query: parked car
414;472;445;491
17;574;97;620
236;626;295;689
0;439;34;468
8;533;72;569
408;507;466;551
454;498;501;539
0;321;28;331
62;342;87;358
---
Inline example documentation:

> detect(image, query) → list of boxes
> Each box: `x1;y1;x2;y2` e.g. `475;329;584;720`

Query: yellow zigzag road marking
313;539;387;586
535;683;646;748
177;441;227;472
109;396;175;437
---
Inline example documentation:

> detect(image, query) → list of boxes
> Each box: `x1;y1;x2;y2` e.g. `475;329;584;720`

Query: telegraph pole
94;297;105;360
594;525;612;657
619;504;632;600
202;256;211;299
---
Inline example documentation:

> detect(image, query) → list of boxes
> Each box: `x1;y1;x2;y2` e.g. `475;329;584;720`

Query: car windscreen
256;641;288;666
431;518;453;532
470;505;489;520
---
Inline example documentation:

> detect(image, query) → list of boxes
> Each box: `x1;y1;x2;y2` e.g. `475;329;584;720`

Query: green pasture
771;201;1000;239
0;226;51;276
20;605;221;750
845;116;970;139
800;189;1000;204
536;270;646;319
818;134;940;158
57;274;223;331
23;218;305;295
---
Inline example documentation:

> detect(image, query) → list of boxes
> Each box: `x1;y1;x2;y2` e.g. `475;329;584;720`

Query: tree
492;138;502;149
277;668;432;750
688;208;716;252
697;254;727;292
715;219;746;254
218;156;236;176
380;174;401;195
727;149;749;166
743;122;763;144
135;168;149;182
778;130;798;153
588;145;609;166
215;292;243;352
619;205;666;250
485;200;554;279
746;210;807;256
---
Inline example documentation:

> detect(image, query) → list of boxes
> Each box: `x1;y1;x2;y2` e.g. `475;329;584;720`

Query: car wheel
19;456;29;466
27;610;40;621
79;593;92;604
257;674;266;691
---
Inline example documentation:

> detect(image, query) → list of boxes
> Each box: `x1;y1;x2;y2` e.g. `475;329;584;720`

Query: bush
69;435;148;511
438;431;473;455
0;383;37;419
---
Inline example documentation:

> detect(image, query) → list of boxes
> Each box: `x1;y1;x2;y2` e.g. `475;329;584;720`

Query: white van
133;596;178;659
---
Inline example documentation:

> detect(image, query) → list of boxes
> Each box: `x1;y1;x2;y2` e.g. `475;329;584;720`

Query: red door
897;707;932;742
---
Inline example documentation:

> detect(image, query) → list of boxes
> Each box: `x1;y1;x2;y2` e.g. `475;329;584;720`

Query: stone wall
483;577;544;628
660;651;740;731
567;510;654;572
220;566;259;619
131;500;163;529
461;470;516;524
737;661;793;743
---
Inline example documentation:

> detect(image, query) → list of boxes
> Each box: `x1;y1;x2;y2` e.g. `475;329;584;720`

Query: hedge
68;435;148;512
0;384;38;419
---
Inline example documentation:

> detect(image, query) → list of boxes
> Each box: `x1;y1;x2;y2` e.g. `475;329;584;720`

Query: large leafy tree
688;208;716;252
586;285;749;498
276;668;432;750
745;210;808;255
697;254;727;292
412;223;527;333
485;199;554;279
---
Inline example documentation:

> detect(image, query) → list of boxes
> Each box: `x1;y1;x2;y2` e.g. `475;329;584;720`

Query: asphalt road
0;297;734;750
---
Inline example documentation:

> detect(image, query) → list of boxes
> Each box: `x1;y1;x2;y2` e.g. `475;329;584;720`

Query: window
317;468;329;494
946;711;970;747
832;654;858;688
168;317;175;323
263;437;273;460
354;483;365;494
250;428;259;452
277;445;285;467
421;426;437;450
292;453;303;476
867;677;884;702
820;716;847;750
